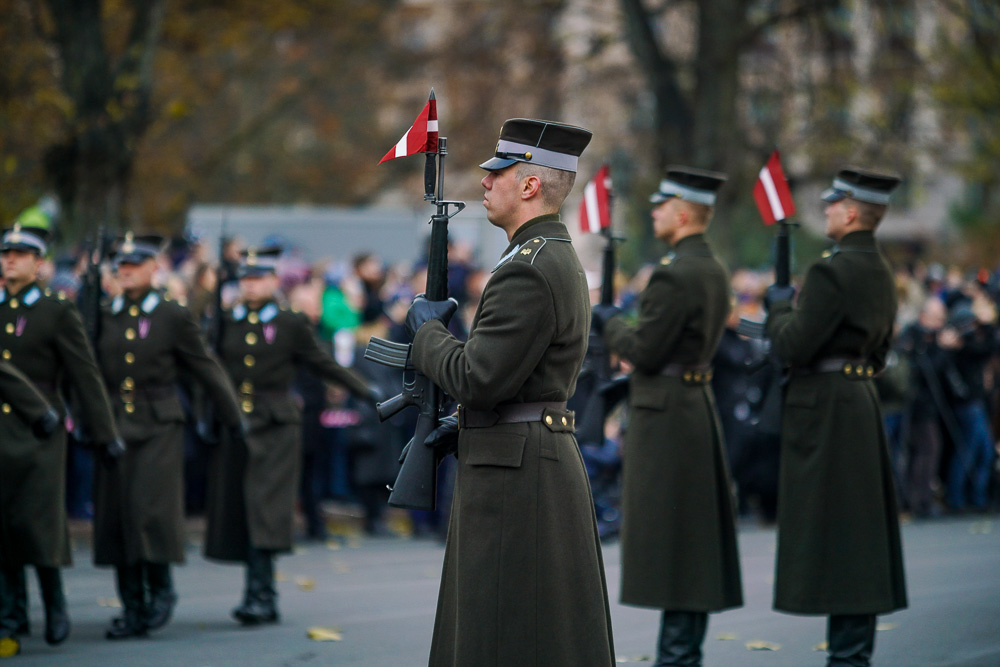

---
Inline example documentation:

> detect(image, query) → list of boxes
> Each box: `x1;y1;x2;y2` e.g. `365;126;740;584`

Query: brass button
843;363;853;375
683;371;692;382
9;299;17;309
241;400;253;414
125;352;135;364
244;354;255;367
867;366;874;377
693;371;703;382
122;377;134;389
561;416;568;426
544;415;553;425
248;312;259;324
706;370;714;381
125;328;136;340
124;403;135;414
240;380;253;393
855;366;863;376
129;305;139;316
245;332;258;345
1;350;10;360
4;323;12;334
1;403;10;414
533;238;541;243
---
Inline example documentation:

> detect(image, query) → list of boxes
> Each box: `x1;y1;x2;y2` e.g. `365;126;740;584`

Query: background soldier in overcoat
765;169;908;667
595;169;743;666
94;234;244;640
0;225;123;654
204;247;373;626
405;119;615;666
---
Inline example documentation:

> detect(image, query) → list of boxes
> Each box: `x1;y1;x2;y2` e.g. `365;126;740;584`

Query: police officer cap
479;118;592;173
112;232;164;265
1;223;49;255
821;168;901;205
650;166;728;207
238;246;282;278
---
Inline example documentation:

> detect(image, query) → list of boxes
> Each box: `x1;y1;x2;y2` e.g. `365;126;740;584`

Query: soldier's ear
520;174;542;200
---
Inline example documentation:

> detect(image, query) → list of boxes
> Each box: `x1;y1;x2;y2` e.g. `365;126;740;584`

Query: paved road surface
9;515;999;666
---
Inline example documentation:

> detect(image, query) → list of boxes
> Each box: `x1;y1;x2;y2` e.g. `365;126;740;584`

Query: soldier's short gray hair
515;163;577;210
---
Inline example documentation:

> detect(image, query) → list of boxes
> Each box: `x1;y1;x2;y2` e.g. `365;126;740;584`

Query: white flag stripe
583;181;600;233
759;166;785;221
393;128;411;158
427;120;439;132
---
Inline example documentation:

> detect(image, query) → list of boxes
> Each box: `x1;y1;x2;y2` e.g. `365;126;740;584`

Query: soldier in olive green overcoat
598;169;742;666
407;119;615;667
765;169;907;667
94;234;244;640
204;246;373;627
0;225;122;654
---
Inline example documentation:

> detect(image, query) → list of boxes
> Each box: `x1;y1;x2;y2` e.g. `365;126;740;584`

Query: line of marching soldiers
0;228;377;658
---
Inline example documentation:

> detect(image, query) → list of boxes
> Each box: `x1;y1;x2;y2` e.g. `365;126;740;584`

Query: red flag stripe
579;165;611;234
379;94;438;164
753;151;795;225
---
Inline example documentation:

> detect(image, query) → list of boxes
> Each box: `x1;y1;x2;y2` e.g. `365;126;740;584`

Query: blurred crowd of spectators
41;234;1000;542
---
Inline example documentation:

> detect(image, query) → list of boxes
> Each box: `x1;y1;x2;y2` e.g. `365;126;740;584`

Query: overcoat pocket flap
150;397;185;423
630;375;670;410
268;400;302;424
785;387;816;407
465;432;526;468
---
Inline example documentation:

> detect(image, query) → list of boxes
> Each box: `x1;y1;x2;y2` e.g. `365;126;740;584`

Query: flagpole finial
429;88;436;100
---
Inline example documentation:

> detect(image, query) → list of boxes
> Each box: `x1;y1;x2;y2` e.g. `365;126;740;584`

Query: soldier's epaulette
492;236;572;273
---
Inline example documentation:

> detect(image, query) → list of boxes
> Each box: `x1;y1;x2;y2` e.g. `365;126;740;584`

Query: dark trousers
827;614;876;666
656;610;708;667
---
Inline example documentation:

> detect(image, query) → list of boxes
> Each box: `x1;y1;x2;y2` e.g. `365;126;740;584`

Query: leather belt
659;363;713;384
792;357;876;379
458;401;572;429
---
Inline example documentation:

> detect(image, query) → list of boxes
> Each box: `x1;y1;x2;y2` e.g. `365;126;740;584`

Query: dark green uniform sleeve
412;261;556;410
0;359;52;424
171;304;243;427
54;303;119;443
766;261;844;366
291;313;371;397
603;268;686;374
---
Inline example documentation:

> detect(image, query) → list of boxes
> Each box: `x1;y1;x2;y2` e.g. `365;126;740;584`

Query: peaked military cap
1;223;49;255
238;246;281;278
650;166;728;207
821;168;901;205
479;118;592;173
112;232;164;265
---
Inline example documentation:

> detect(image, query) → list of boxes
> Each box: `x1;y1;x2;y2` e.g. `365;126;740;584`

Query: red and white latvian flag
379;90;439;164
753;151;796;225
579;164;612;234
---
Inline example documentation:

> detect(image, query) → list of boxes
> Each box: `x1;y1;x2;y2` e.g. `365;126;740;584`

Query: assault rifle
365;129;465;511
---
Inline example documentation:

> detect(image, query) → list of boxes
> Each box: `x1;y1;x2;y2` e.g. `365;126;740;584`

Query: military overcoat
603;233;743;612
204;302;370;562
0;283;118;568
93;288;242;566
412;215;615;667
766;230;907;615
0;359;53;425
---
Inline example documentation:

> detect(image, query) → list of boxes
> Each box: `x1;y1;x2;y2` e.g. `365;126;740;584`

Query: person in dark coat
94;233;244;640
0;225;124;656
407;119;615;666
765;168;908;667
597;168;743;666
204;246;374;626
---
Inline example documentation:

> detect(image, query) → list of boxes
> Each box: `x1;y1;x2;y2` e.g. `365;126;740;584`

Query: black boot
143;563;177;631
827;614;876;667
36;567;70;645
6;569;28;637
106;565;148;640
655;610;708;667
233;548;279;626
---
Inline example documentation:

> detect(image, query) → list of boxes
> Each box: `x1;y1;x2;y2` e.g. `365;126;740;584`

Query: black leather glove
764;284;796;310
405;295;459;340
591;304;622;335
101;438;127;468
423;415;459;458
31;408;61;439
